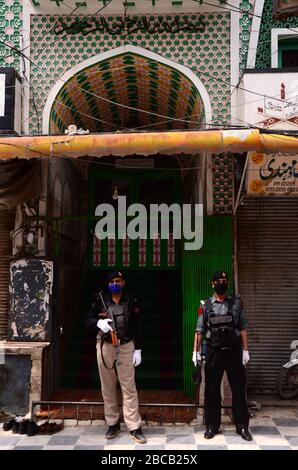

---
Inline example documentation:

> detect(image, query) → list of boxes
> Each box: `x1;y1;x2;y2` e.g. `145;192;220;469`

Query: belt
207;341;240;350
103;337;133;345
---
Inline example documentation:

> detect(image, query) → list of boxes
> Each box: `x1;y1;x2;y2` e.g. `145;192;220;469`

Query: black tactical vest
107;302;130;341
205;297;240;348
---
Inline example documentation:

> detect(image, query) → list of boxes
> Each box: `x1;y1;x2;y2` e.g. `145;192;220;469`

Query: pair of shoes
38;422;64;435
204;427;220;439
12;420;20;434
105;420;120;439
236;427;253;441
26;420;39;437
18;420;29;434
3;418;16;432
130;427;147;444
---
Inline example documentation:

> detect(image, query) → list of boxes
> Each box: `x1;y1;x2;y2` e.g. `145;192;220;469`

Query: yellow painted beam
0;130;297;160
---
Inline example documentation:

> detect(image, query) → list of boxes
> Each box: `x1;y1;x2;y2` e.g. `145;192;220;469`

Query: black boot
26;420;39;437
3;419;16;432
130;427;147;444
105;420;120;439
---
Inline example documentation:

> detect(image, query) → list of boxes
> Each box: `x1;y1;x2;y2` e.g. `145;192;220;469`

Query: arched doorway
43;45;211;133
43;46;211;398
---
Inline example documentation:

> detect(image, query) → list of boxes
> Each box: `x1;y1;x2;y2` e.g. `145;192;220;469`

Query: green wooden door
87;167;183;389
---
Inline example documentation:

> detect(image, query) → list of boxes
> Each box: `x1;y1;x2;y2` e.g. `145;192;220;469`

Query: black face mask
214;283;228;295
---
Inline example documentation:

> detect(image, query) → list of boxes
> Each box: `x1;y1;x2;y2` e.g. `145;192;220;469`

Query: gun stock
99;291;121;365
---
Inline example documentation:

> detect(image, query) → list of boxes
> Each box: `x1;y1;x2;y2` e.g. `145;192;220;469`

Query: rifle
192;358;202;418
99;291;121;366
192;331;203;418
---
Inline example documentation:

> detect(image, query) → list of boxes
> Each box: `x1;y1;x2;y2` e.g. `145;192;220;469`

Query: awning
0;160;41;209
0;129;297;160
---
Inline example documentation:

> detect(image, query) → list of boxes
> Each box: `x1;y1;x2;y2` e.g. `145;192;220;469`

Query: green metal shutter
182;216;233;397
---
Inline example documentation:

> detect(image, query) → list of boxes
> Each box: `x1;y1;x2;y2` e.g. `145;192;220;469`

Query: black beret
212;271;229;282
107;271;126;282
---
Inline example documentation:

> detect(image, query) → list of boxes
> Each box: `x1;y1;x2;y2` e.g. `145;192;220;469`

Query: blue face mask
108;283;122;294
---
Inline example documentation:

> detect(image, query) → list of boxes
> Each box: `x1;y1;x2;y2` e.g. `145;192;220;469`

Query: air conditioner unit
0;67;21;135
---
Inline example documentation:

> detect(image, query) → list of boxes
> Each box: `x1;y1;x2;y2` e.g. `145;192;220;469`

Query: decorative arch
43;45;212;134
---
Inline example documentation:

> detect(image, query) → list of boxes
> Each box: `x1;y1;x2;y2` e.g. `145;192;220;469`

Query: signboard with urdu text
247;151;298;196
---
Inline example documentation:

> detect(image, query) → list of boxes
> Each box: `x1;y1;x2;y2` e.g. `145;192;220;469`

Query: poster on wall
247;151;298;195
8;259;53;341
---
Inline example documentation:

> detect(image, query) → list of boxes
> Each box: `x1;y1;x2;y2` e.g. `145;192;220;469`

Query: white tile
54;427;84;435
146;436;167;445
165;444;197;450
103;444;136;450
221;424;235;431
227;445;260;450
261;409;296;419
250;418;275;426
165;426;194;434
17;436;52;445
76;435;107;445
195;433;226;445
253;435;289;446
277;426;298;436
42;445;75;450
0;446;13;450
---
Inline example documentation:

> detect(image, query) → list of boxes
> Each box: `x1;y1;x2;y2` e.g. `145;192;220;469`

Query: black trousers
204;342;249;430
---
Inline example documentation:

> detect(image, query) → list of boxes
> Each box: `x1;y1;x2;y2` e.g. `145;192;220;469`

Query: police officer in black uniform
87;271;146;444
192;271;252;441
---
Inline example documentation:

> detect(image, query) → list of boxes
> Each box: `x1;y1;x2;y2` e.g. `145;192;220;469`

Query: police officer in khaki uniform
87;271;146;444
192;271;252;441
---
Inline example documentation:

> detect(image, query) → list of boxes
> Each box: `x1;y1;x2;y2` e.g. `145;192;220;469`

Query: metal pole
233;152;249;216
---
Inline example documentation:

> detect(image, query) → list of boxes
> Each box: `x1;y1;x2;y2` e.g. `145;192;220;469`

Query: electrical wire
197;0;298;36
126;39;293;105
0;6;297;133
54;98;129;131
3;0;114;62
2;36;295;134
6;7;295;111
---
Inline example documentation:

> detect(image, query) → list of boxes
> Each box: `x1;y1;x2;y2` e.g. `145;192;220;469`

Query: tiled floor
1;408;297;450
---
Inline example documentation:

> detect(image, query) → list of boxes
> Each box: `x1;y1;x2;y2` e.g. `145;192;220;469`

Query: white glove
97;318;112;333
192;351;201;367
133;349;142;367
242;350;250;366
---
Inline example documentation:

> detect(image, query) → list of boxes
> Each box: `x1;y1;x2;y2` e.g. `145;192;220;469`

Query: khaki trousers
96;340;141;431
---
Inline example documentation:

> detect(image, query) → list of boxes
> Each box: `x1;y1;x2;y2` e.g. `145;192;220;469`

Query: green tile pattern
0;0;23;71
